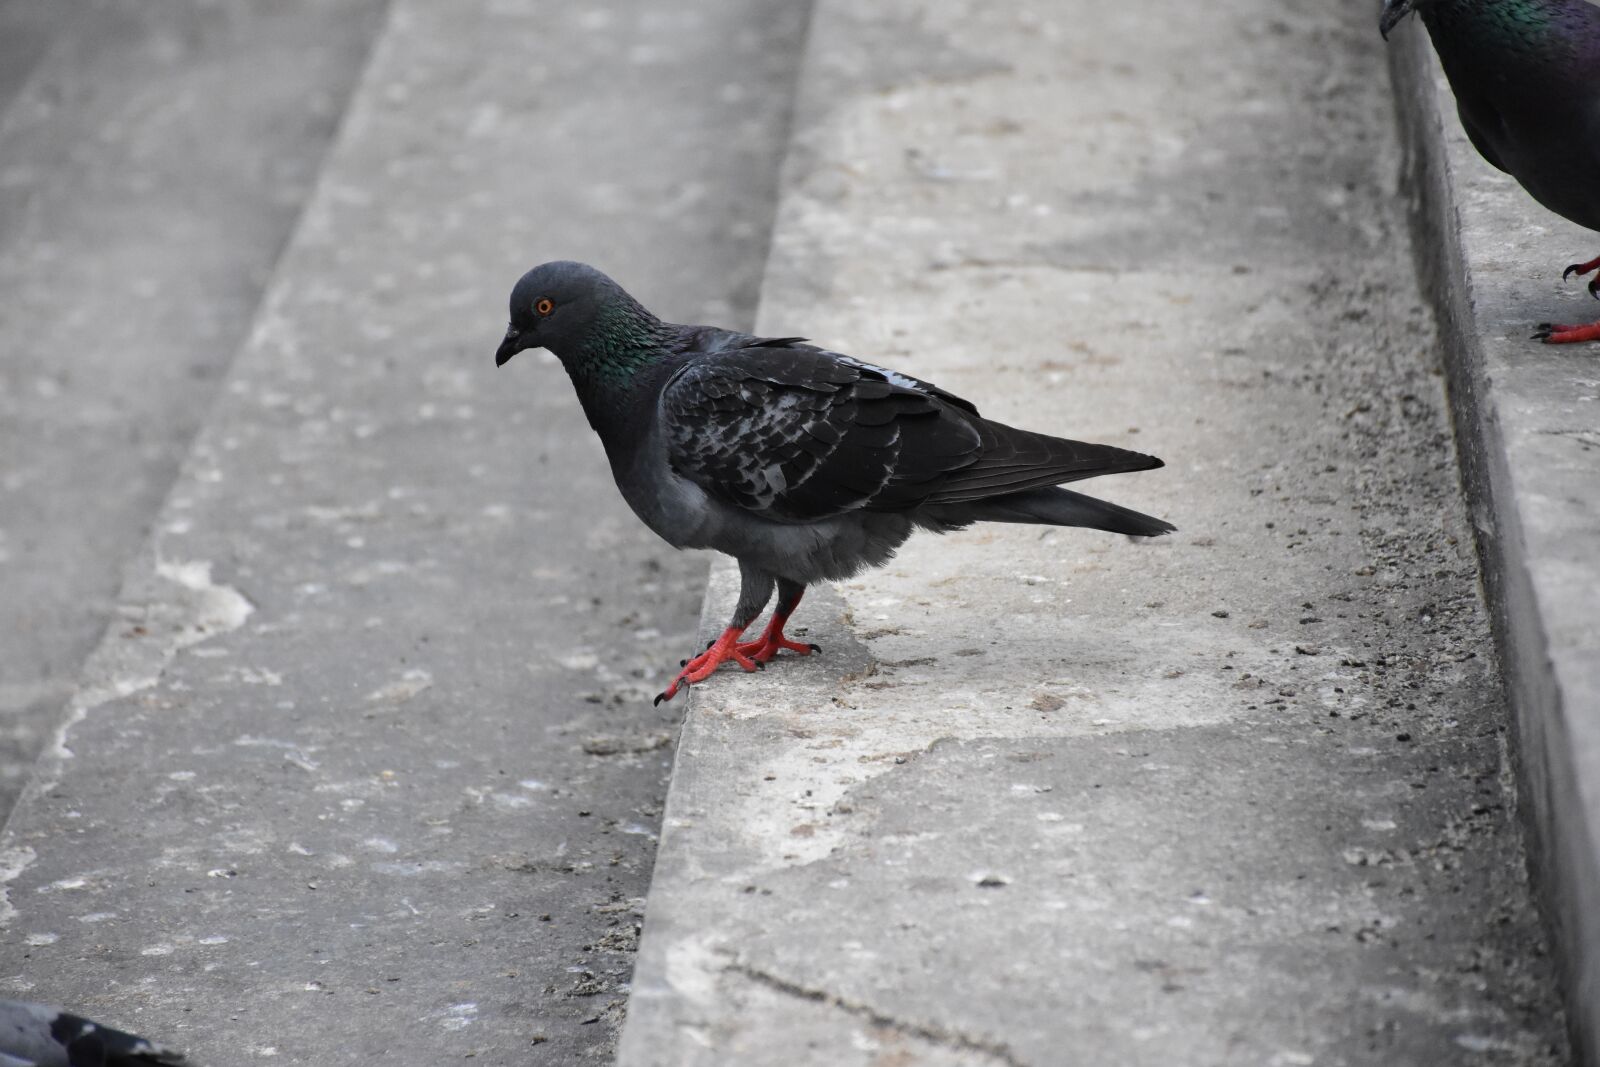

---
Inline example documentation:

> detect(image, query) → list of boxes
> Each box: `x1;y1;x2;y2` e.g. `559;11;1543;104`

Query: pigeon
495;261;1175;704
0;999;187;1066
1380;0;1600;343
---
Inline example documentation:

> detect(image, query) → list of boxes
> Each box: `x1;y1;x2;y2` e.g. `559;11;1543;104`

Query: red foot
653;626;760;706
735;604;821;663
736;633;820;663
1564;254;1600;299
1534;321;1600;344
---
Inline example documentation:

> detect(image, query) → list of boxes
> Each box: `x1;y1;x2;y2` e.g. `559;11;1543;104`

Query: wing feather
661;343;1159;523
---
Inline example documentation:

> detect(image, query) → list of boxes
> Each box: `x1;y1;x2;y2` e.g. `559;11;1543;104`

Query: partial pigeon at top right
1381;0;1600;343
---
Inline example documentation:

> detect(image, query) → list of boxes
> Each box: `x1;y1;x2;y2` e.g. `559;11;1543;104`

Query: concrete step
0;0;390;819
0;0;807;1061
617;1;1570;1064
1388;23;1600;1064
0;0;79;114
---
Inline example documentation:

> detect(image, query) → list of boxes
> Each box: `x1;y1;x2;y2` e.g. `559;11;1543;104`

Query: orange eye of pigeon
535;297;554;316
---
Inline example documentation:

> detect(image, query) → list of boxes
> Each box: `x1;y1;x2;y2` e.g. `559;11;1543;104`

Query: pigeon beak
495;324;528;367
1378;0;1416;40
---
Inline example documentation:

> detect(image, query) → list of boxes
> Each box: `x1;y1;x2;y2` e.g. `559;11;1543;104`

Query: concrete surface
0;0;390;819
0;0;77;111
1387;22;1600;1065
619;1;1570;1064
0;0;807;1062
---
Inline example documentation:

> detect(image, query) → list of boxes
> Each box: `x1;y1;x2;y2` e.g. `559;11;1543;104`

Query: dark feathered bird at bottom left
0;1000;188;1067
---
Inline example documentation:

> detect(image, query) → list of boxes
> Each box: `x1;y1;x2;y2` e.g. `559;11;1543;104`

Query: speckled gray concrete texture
0;0;76;109
620;1;1570;1064
0;0;390;819
0;0;807;1062
1388;24;1600;1065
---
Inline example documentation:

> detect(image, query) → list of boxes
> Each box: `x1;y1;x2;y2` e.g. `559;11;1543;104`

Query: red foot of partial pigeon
1534;321;1600;344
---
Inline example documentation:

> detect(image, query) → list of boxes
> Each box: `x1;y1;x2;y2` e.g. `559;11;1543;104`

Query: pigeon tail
51;1011;189;1067
949;486;1177;538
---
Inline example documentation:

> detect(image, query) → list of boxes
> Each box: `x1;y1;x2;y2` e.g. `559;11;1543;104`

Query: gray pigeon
495;262;1175;704
1380;0;1600;342
0;1000;186;1066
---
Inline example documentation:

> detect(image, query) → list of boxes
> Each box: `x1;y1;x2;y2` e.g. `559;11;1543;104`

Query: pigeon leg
736;579;820;662
654;564;775;705
1534;320;1600;344
1564;253;1600;298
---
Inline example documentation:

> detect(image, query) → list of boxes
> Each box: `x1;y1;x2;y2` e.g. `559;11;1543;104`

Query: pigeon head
495;261;663;371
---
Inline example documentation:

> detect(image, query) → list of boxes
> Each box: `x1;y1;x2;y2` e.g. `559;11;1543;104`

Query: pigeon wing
1455;97;1509;173
660;345;979;521
54;1012;188;1066
661;345;1160;522
0;1002;188;1067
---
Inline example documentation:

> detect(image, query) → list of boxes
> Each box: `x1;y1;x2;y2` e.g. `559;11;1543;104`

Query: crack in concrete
724;960;1032;1067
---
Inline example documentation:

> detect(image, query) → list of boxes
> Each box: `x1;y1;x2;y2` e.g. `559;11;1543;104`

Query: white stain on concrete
372;860;465;877
440;1003;478;1031
40;876;87;893
365;668;433;704
49;558;255;763
154;558;255;636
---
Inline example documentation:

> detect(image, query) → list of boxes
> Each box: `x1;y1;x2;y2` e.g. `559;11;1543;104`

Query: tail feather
948;486;1175;537
927;421;1165;503
54;1012;189;1066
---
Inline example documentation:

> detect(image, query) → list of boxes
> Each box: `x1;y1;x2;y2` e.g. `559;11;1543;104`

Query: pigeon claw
1562;255;1600;299
654;676;694;706
1564;254;1600;280
657;626;761;702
